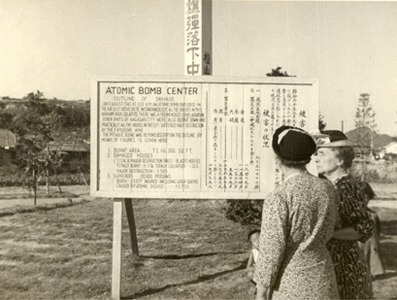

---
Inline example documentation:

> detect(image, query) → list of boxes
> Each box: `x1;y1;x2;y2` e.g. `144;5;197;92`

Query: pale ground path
369;200;397;210
369;183;397;209
0;185;92;209
0;183;396;209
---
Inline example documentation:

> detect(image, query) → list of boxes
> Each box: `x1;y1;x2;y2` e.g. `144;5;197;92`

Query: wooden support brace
124;198;140;256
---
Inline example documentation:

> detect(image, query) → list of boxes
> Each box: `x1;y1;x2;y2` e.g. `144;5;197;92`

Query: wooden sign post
110;198;139;300
110;199;123;300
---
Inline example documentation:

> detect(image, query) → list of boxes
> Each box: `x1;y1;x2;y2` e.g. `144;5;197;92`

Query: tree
354;93;377;181
224;200;263;225
24;90;44;102
12;91;64;204
319;112;326;131
266;66;296;77
13;102;47;204
0;111;13;129
39;112;64;194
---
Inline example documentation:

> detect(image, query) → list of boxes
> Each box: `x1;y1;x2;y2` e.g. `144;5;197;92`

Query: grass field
0;185;396;299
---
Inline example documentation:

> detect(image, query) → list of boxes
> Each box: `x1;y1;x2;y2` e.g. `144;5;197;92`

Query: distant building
0;129;16;149
0;129;90;167
0;129;16;165
379;142;397;159
49;141;90;164
353;146;373;159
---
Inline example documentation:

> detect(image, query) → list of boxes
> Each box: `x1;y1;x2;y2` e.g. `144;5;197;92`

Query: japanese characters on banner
91;77;318;199
184;0;212;75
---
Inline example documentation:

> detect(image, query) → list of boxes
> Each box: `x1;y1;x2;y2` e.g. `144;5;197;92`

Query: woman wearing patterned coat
315;130;374;299
253;126;339;300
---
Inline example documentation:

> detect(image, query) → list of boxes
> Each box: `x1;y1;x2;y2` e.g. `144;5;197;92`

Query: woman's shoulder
267;183;290;203
308;174;339;195
335;175;360;190
290;172;333;187
280;173;335;195
335;175;366;199
335;174;355;184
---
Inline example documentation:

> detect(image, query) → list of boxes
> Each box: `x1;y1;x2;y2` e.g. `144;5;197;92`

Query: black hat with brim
315;130;354;148
272;125;316;161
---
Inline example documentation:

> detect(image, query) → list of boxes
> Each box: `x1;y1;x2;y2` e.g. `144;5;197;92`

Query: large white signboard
91;76;318;199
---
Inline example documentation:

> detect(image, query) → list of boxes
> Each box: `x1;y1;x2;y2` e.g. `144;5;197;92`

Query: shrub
352;161;397;183
59;158;90;174
224;200;263;225
0;165;25;187
0;164;89;187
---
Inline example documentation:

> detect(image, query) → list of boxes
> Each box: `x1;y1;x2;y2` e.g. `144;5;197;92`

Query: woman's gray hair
331;147;355;170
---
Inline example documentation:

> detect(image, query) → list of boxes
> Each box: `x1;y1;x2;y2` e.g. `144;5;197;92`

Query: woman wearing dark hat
315;130;374;299
253;125;339;300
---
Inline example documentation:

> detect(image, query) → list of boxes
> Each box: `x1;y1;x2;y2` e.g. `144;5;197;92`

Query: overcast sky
1;0;397;135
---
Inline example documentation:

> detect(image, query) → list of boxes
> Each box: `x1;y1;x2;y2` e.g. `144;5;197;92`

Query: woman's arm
256;283;270;300
337;180;375;243
332;227;361;240
247;251;254;268
253;193;288;293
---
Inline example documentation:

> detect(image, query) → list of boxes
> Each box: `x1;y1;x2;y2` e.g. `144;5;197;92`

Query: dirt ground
0;183;396;299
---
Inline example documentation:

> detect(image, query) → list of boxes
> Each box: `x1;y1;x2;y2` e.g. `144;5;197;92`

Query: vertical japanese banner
185;0;212;76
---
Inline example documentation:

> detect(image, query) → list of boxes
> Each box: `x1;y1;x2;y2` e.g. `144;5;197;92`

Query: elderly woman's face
315;148;341;175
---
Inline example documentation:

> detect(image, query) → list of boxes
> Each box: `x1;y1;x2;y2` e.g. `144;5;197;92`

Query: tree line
0;91;90;204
